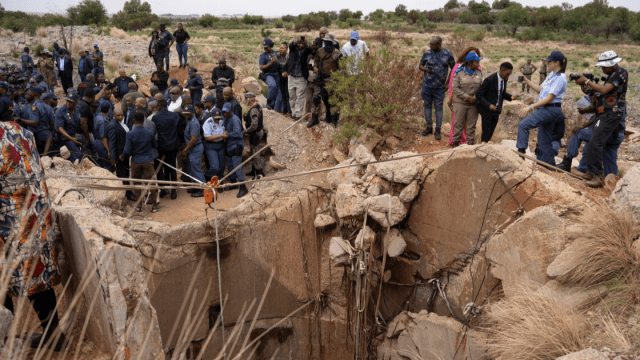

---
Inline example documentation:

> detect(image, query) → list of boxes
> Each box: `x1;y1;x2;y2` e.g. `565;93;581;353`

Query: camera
569;73;600;84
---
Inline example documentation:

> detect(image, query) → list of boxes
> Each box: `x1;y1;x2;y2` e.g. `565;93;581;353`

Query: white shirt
119;120;129;133
59;57;65;71
168;96;182;112
496;76;504;106
341;40;369;74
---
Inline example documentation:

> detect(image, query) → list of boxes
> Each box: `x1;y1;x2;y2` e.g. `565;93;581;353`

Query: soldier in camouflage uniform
520;59;537;93
539;59;548;85
37;50;57;94
242;92;266;179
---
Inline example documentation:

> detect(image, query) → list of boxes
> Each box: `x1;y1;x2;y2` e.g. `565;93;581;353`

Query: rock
385;136;400;149
610;163;640;223
59;145;70;159
385;229;406;257
547;239;582;279
81;157;95;170
367;195;407;227
268;157;286;170
327;159;364;189
0;305;13;342
441;123;451;135
367;184;382;197
241;76;261;94
40;156;52;169
332;147;349;163
51;156;74;172
556;348;607;360
86;166;125;209
330;237;352;266
604;173;618;188
541;280;606;310
523;95;536;105
487;206;568;298
335;184;365;219
369;151;422;184
355;226;375;250
398;181;419;203
386;311;411;338
351;128;383;153
257;94;267;107
379;311;486;360
314;214;336;228
353;144;376;164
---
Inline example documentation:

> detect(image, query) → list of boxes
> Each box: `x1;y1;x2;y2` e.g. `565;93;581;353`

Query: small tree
338;9;353;22
199;14;218;28
123;0;152;14
395;4;408;17
561;2;573;11
67;0;108;25
500;3;531;35
407;10;424;24
492;0;511;9
444;0;462;12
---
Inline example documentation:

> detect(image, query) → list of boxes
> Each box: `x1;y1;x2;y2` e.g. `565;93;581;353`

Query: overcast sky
7;0;640;17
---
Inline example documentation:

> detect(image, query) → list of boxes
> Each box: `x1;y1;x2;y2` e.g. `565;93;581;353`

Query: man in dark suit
108;107;136;202
58;50;74;94
152;99;182;200
476;62;520;143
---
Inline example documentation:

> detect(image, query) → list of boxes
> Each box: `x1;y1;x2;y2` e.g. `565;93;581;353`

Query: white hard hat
595;50;622;67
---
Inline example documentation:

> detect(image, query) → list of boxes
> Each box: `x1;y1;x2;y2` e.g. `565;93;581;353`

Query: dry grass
1;29;14;37
123;52;132;64
36;27;48;38
555;204;639;288
110;27;130;40
482;285;590;360
71;42;84;56
600;311;632;349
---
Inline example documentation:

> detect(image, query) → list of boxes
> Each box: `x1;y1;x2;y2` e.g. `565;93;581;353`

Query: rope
212;185;226;360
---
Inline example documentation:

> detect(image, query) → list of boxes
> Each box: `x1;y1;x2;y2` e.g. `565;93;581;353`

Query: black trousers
480;109;500;143
586;112;623;176
60;75;73;94
4;288;60;330
158;149;178;185
115;159;130;185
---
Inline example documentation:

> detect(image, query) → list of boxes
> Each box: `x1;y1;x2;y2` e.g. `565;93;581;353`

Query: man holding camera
575;50;627;188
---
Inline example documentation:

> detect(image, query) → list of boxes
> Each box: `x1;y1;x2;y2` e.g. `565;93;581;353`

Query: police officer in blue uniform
222;102;248;198
181;105;205;197
0;82;14;122
157;24;174;71
54;91;84;163
186;67;204;105
21;47;34;72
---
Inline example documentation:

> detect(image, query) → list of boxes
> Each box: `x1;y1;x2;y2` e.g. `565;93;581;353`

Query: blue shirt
259;52;278;74
78;56;88;74
186;74;204;93
21;53;34;71
93;113;109;140
184;115;202;147
96;98;114;119
539;71;567;104
54;104;81;138
224;113;244;152
420;48;456;89
152;109;180;151
30;100;53;141
121;125;157;163
92;51;104;69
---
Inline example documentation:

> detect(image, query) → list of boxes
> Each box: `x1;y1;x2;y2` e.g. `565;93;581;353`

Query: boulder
59;145;70;159
86;166;125;209
241;76;261;94
367;195;407;227
0;305;13;343
379;311;486;360
314;214;336;228
52;156;74;171
327;159;364;189
355;226;375;250
385;136;400;149
332;147;349;163
556;348;607;360
353;144;376;164
610;163;640;223
369;151;422;184
330;237;352;266
351;128;384;153
40;156;52;170
335;184;365;219
486;206;568;298
547;239;582;279
398;181;419;203
385;229;406;257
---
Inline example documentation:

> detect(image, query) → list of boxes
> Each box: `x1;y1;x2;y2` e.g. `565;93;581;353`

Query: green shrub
274;19;284;28
32;44;44;55
471;30;487;41
66;0;108;26
124;53;132;63
295;14;326;31
199;14;218;28
243;14;264;25
12;51;19;58
260;27;272;39
581;61;590;68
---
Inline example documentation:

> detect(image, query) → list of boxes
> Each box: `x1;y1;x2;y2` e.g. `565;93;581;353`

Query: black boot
246;167;256;178
237;184;249;198
160;189;169;198
170;189;177;200
517;148;526;154
126;191;137;202
556;155;572;172
331;114;339;128
228;178;239;190
254;169;265;180
421;127;433;136
30;331;66;352
434;128;442;140
307;114;319;128
191;190;204;198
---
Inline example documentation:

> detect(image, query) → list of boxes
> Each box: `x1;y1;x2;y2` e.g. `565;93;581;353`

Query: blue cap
0;82;8;89
222;102;232;113
24;46;30;52
93;43;99;48
183;104;194;113
29;86;44;94
188;67;196;74
65;91;79;102
465;52;483;61
100;103;110;112
42;93;58;100
350;31;359;40
170;78;179;85
263;38;273;48
546;51;566;62
211;108;222;119
203;92;216;103
35;74;44;81
53;42;58;47
91;102;99;108
93;87;101;93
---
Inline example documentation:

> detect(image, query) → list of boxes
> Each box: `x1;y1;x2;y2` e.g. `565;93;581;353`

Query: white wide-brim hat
595;50;622;67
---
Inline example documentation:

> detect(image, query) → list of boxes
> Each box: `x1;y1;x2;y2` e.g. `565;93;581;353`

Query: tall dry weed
36;27;48;38
71;42;84;56
555;204;639;288
482;285;590;360
110;27;130;40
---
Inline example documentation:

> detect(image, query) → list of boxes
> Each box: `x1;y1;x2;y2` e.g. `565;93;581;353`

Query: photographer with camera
574;50;627;188
516;51;568;165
